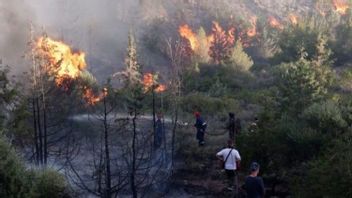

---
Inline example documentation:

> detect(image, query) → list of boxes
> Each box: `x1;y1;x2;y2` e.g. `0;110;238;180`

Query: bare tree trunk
43;102;48;165
131;108;138;198
171;98;178;170
36;97;43;165
103;96;112;198
152;86;156;148
32;98;40;165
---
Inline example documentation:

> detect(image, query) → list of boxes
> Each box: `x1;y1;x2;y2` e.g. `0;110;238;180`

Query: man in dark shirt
194;112;206;146
244;162;265;198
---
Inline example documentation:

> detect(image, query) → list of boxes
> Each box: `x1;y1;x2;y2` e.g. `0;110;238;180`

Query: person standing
194;112;207;146
216;140;241;192
235;117;241;135
154;113;164;149
227;112;236;141
244;162;265;198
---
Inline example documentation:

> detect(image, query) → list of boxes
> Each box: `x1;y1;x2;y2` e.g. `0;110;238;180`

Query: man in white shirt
216;140;241;191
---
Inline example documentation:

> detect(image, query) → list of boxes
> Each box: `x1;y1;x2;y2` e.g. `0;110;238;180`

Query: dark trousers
225;169;239;194
196;130;204;145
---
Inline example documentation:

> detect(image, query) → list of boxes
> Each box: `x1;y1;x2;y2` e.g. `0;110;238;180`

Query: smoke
0;0;147;80
0;0;318;80
0;0;34;74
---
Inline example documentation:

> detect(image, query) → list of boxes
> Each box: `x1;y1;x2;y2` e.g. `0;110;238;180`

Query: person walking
194;112;206;146
216;140;241;192
244;162;265;198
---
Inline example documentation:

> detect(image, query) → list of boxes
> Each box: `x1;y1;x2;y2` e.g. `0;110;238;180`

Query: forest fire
268;16;284;30
333;0;349;15
179;24;199;51
83;87;108;105
35;36;106;105
178;24;214;53
143;73;166;93
288;14;298;25
247;16;257;37
36;37;86;89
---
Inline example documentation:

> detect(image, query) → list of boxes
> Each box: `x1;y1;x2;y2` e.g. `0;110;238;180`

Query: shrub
0;136;71;198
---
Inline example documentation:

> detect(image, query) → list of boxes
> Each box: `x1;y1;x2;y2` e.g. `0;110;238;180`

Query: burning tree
115;32;142;88
209;22;235;64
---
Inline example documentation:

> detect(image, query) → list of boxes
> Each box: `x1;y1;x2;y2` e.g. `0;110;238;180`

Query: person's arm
216;150;224;160
235;150;241;161
258;177;265;197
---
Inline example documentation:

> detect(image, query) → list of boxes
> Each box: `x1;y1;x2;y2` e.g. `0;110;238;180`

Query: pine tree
209;22;235;64
228;41;254;72
196;27;210;63
117;32;142;88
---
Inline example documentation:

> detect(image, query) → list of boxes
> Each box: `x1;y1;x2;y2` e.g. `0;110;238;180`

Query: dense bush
0;136;71;198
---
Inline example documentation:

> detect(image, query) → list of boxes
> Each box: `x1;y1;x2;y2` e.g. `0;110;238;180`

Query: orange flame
142;73;167;93
83;87;108;105
268;16;284;30
288;14;298;25
155;84;167;93
333;0;349;15
36;37;86;89
247;16;257;37
179;24;199;51
143;73;155;91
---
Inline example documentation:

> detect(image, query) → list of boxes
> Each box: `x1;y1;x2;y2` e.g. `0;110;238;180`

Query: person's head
229;112;235;118
157;113;162;120
227;139;234;148
194;111;201;118
250;162;260;176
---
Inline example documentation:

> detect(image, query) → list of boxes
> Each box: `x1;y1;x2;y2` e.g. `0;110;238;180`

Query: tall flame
268;16;284;30
36;37;86;89
155;84;167;93
333;0;349;15
288;14;298;25
143;73;155;91
179;24;199;51
247;16;257;37
35;36;106;106
142;73;167;93
83;87;108;105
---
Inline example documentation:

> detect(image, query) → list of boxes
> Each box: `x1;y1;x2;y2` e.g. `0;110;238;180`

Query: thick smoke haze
0;0;147;80
0;0;316;80
0;0;34;74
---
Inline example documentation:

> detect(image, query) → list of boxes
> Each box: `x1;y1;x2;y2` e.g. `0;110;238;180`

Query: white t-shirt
216;148;241;170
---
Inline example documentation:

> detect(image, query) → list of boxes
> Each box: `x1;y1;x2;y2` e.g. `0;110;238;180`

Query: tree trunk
43;102;48;165
131;108;138;198
32;98;40;165
36;98;43;165
103;97;112;198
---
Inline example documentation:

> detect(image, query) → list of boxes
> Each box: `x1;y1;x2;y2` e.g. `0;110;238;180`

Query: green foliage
303;100;347;134
195;27;211;63
331;15;352;65
227;41;254;72
31;169;70;198
0;136;70;198
272;15;330;64
181;92;239;116
275;54;333;113
292;132;352;198
182;63;253;95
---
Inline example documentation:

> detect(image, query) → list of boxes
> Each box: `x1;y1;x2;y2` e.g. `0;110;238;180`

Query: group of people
194;112;265;197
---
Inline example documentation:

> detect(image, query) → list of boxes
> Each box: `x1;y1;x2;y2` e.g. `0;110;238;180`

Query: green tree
276;51;333;114
195;27;210;63
228;41;254;72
